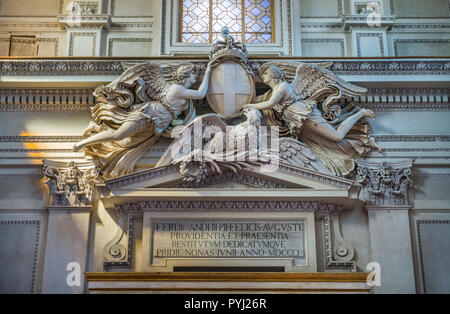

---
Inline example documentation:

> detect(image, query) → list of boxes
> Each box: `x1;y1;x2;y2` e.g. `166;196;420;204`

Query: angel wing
290;62;367;120
257;61;333;84
292;62;367;99
121;61;203;84
155;113;227;167
108;62;170;102
278;137;332;175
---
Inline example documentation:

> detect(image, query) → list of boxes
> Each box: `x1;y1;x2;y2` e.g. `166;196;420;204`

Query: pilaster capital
43;159;100;207
356;160;413;207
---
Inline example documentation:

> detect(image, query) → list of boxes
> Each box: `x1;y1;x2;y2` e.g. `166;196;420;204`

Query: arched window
180;0;273;44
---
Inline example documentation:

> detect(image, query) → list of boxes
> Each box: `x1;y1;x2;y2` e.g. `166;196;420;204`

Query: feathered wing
278;137;332;175
109;62;170;102
120;61;199;84
257;61;333;84
155;113;227;167
291;63;367;117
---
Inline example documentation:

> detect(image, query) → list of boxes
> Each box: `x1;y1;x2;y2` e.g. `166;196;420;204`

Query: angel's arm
171;66;212;100
252;92;268;103
245;84;286;110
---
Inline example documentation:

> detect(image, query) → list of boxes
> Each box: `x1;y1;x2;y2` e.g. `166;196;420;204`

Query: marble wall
0;0;449;294
0;0;449;57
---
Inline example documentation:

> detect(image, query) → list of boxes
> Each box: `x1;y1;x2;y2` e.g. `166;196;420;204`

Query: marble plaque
151;220;305;265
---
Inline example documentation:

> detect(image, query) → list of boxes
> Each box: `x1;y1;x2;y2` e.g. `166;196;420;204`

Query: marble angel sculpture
243;62;381;177
73;61;212;178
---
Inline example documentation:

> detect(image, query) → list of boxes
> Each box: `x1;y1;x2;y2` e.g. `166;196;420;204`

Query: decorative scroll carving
315;212;356;272
356;160;413;206
43;160;100;206
103;216;127;262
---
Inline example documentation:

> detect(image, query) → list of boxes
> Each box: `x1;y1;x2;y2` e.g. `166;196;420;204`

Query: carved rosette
43;159;100;207
356;160;413;207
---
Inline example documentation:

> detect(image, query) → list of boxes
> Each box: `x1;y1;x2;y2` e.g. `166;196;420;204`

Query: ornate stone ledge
1;59;449;77
57;14;112;30
343;15;395;30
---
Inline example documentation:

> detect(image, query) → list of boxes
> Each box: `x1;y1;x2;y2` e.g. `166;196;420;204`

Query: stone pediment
104;163;356;191
100;163;361;210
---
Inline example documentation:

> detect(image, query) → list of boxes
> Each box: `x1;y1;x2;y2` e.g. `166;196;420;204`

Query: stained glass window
181;0;273;44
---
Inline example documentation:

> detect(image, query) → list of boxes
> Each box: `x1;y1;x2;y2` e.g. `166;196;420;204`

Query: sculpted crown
210;26;249;64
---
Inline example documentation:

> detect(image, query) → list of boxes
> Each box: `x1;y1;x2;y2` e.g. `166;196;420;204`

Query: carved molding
330;60;450;75
300;0;343;18
103;214;141;271
1;60;449;76
0;136;83;143
394;39;450;57
0;88;94;112
301;38;345;57
105;165;179;189
116;200;344;214
168;172;291;189
107;38;152;57
68;32;98;57
356;160;413;207
343;15;395;30
356;33;385;57
0;220;41;293
36;38;59;57
416;219;450;294
352;88;450;111
374;135;450;142
315;212;356;272
43;160;100;207
0;60;124;76
57;14;111;30
104;163;357;191
277;164;356;190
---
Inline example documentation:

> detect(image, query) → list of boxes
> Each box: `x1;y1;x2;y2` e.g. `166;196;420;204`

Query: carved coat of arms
206;32;255;118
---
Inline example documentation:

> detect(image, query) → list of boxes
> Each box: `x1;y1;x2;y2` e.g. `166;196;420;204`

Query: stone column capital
43;159;101;207
356;160;413;207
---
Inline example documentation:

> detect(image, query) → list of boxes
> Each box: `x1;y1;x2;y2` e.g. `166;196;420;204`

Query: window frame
178;0;275;44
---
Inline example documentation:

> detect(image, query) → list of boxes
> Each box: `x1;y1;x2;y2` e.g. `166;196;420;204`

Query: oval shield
206;60;255;118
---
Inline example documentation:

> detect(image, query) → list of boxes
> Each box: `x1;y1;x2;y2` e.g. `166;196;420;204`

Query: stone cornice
0;58;449;77
343;15;395;30
57;14;111;30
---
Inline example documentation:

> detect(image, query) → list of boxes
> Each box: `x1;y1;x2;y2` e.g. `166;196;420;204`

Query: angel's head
259;64;286;86
173;64;197;88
